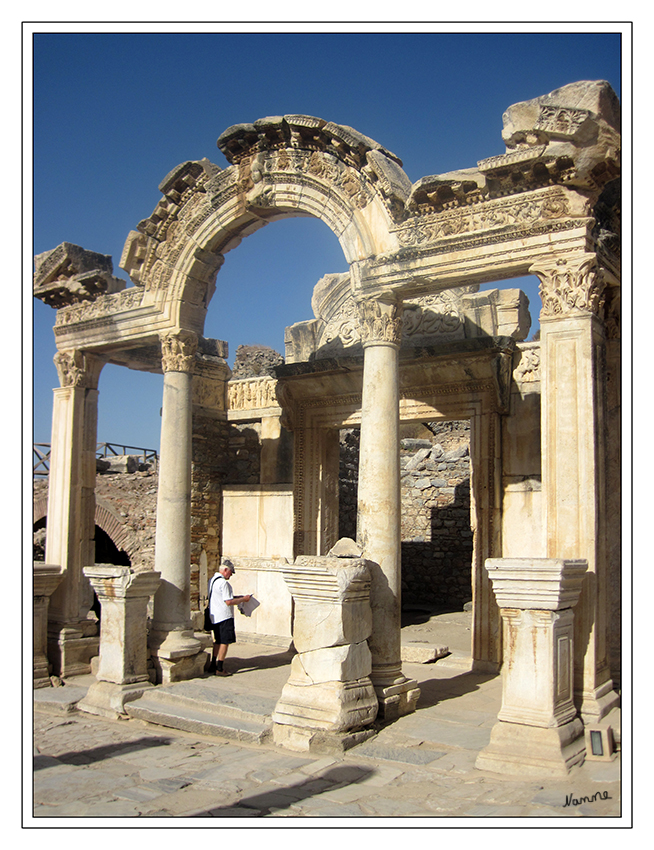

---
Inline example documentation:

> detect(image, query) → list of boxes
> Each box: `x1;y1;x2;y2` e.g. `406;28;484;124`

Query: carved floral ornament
53;349;104;388
356;297;403;347
530;255;607;319
159;330;198;373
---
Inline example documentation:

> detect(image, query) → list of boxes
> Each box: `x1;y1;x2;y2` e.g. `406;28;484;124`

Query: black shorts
212;618;236;645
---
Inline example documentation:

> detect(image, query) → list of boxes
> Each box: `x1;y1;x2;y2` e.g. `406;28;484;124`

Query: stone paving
31;631;624;824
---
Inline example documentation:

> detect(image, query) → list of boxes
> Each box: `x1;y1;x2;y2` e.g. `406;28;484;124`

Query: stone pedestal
33;563;65;688
78;565;161;718
356;296;420;718
476;558;588;777
150;332;203;682
272;555;378;752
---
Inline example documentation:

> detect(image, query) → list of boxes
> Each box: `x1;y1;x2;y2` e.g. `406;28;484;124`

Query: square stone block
292;599;372;653
290;641;371;684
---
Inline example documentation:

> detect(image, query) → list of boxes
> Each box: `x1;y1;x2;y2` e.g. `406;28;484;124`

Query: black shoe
215;669;232;677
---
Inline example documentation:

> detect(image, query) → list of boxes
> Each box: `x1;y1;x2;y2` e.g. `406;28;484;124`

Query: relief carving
159;330;198;373
53;349;104;389
514;346;541;383
399;190;573;247
228;377;280;411
356;297;403;347
531;255;606;318
55;287;145;326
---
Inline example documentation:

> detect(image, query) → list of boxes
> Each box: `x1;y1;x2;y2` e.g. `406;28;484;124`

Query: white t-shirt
208;574;234;623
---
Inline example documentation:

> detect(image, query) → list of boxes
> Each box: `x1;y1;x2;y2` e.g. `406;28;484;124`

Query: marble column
79;565;161;717
355;294;420;719
46;349;104;677
530;255;619;723
476;558;588;777
149;330;205;683
33;563;65;688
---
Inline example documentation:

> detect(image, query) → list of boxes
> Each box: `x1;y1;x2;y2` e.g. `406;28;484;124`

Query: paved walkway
31;635;623;824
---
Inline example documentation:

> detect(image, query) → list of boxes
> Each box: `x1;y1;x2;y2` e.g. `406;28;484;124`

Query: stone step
124;679;276;744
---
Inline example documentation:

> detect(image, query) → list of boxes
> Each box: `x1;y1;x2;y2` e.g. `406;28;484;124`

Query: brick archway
33;492;143;568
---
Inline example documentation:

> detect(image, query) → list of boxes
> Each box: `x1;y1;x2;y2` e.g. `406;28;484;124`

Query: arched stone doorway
35;85;621;722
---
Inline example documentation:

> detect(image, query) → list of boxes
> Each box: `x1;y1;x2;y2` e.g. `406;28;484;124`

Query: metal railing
33;444;51;477
96;442;158;469
34;442;158;476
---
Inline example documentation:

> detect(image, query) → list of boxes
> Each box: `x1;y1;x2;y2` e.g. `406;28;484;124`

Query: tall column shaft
150;331;204;681
355;296;419;718
358;341;402;682
532;255;619;722
153;369;194;631
45;350;104;677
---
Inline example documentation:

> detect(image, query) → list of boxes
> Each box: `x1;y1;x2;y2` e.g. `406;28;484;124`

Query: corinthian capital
356;295;403;347
160;330;198;373
530;255;606;319
53;349;104;388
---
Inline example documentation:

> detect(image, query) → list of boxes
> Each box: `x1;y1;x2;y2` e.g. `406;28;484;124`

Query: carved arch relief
121;118;409;330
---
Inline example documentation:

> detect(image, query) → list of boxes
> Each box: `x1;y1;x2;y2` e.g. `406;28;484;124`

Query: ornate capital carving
530;255;606;319
53;349;104;388
356;296;403;348
159;330;198;373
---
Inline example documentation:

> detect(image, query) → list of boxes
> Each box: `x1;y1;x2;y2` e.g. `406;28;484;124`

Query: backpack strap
207;574;219;603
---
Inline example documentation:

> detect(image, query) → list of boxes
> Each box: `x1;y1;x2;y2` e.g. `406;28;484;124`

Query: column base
272;722;376;754
34;653;52;689
47;621;99;678
373;677;421;721
475;717;586;777
577;678;620;724
273;678;378;733
78;679;154;719
148;629;205;684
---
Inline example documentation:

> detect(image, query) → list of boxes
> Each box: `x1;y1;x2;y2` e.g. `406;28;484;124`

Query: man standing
207;560;251;676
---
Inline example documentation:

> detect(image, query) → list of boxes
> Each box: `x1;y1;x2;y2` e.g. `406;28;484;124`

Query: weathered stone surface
401;643;449;664
34;242;126;307
290;641;372;684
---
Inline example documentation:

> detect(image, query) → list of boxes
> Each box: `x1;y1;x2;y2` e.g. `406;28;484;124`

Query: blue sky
31;28;623;453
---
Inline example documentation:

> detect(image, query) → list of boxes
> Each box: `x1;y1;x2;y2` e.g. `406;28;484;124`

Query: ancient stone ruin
34;81;621;770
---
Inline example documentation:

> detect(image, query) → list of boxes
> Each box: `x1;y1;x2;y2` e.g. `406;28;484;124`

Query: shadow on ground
190;765;376;817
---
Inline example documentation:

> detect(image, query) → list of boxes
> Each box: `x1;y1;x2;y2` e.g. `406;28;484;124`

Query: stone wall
400;422;472;610
338;421;473;611
190;415;229;613
35;418;473;614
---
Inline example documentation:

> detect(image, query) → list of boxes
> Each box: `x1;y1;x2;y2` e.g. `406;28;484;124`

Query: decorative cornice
159;330;198;373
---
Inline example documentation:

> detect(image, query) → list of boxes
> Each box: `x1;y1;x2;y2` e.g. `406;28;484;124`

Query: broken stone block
401;642;449;664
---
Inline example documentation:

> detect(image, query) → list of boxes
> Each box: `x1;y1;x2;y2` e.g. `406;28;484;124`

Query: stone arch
33;493;143;568
122;116;412;336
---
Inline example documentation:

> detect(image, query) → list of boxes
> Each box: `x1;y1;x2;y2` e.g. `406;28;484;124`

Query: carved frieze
249;147;372;212
55;287;145;327
531;256;606;319
398;188;575;247
159;330;198;373
228;377;280;411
